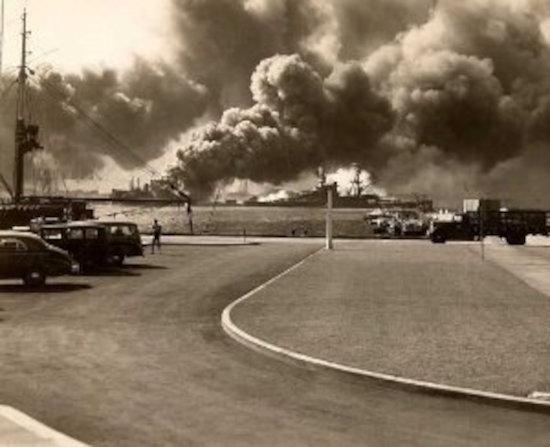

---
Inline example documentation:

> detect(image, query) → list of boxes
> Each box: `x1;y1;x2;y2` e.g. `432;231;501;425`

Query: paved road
0;241;548;446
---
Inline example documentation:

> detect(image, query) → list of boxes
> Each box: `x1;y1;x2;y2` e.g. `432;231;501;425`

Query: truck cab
430;214;476;243
429;210;548;245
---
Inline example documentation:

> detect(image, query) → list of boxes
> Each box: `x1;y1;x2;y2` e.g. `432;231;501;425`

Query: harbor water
93;204;374;237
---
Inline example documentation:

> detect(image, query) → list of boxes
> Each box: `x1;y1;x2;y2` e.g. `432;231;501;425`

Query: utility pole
13;9;28;202
0;0;4;74
479;201;485;260
13;9;42;202
326;183;335;250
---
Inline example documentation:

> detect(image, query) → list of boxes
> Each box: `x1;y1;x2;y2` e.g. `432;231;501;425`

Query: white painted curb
221;249;550;412
0;405;91;446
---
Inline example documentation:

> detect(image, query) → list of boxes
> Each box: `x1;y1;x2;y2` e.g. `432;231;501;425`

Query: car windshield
42;229;64;240
23;237;47;250
0;236;45;251
85;228;100;239
0;238;27;251
108;225;138;236
67;228;84;240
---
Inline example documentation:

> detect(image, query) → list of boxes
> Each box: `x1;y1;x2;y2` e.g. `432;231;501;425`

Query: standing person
187;202;194;235
151;219;162;254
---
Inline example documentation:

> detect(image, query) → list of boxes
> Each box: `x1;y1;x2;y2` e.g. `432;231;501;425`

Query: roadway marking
221;246;550;412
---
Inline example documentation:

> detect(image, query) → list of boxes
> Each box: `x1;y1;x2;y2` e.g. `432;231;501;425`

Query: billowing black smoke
169;0;550;206
0;60;209;185
36;61;209;176
362;0;550;206
172;54;393;199
327;0;433;59
173;0;331;110
0;0;337;193
3;0;550;207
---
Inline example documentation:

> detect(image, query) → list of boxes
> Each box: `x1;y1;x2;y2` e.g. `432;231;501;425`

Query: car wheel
431;234;446;244
506;233;526;245
23;269;46;287
111;253;125;266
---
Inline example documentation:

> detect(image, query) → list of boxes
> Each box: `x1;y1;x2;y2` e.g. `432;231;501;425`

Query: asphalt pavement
0;240;548;446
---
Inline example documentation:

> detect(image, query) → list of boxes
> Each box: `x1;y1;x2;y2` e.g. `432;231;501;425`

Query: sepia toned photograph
0;0;549;445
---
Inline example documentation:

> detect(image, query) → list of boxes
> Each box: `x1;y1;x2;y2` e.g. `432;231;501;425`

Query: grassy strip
231;241;550;396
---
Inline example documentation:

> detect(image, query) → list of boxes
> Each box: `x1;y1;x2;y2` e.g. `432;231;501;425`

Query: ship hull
0;200;93;229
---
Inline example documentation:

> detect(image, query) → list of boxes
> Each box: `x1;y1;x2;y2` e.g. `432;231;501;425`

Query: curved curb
221;249;550;413
145;242;259;247
0;405;90;446
141;238;259;248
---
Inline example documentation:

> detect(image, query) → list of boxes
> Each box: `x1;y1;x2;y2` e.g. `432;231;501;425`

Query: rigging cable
32;73;187;184
32;72;158;177
33;71;193;211
27;70;194;229
36;72;191;207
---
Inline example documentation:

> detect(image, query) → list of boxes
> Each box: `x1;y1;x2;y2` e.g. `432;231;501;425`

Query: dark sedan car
0;231;78;286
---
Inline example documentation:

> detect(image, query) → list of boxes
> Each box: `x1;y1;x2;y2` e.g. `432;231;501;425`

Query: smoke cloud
173;0;331;109
363;0;550;206
172;54;393;199
0;60;209;188
326;0;433;59
3;0;550;207
168;0;550;206
37;61;209;175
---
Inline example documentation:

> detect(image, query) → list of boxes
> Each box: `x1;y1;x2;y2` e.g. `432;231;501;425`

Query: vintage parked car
0;231;78;286
98;221;143;265
366;214;400;235
38;220;143;268
395;210;429;236
39;221;109;269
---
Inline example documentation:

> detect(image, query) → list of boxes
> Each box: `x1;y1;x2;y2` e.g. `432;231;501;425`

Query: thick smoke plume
172;54;393;198
3;0;550;207
39;62;209;176
173;0;331;109
363;0;550;206
0;61;209;186
2;0;334;191
172;0;550;207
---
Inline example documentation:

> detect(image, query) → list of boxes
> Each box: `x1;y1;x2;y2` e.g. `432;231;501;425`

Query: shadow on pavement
82;267;141;277
0;283;92;294
121;263;168;270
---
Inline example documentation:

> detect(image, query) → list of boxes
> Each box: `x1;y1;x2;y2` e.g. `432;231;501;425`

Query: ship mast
349;164;368;198
13;9;42;202
0;0;4;74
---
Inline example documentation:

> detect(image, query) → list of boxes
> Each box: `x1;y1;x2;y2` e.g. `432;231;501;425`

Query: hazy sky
3;0;173;73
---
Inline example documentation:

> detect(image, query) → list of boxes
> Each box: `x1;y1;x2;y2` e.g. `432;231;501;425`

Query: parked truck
430;209;550;245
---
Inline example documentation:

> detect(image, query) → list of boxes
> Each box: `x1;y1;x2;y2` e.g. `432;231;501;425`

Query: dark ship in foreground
0;197;93;230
